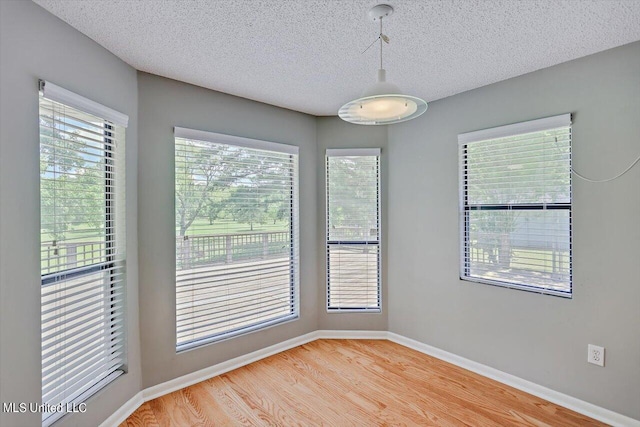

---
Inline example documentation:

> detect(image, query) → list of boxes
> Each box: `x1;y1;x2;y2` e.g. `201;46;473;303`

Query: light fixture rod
380;17;383;69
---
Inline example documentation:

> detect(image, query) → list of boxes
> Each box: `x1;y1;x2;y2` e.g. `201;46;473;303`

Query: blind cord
572;153;640;183
553;136;640;183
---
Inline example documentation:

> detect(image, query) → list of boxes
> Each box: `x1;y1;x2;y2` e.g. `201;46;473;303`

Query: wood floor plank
184;381;238;426
243;359;337;425
120;402;159;427
202;376;267;426
125;339;605;426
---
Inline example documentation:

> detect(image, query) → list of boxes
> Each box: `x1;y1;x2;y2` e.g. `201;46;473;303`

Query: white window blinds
39;84;127;426
459;114;572;297
175;128;299;351
326;149;381;311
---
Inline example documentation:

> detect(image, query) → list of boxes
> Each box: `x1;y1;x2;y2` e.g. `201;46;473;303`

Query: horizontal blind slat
42;340;123;380
43;357;124;403
177;289;293;322
177;303;294;336
43;327;124;364
177;297;293;332
177;264;291;289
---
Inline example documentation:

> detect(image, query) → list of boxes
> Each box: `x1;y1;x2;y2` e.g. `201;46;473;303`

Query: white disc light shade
339;69;427;125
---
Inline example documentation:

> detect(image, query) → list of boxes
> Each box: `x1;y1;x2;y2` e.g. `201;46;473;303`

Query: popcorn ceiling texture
34;0;640;116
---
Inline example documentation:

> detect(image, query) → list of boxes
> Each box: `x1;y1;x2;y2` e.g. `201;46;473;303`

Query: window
326;149;381;311
174;128;299;351
459;114;572;297
39;81;128;426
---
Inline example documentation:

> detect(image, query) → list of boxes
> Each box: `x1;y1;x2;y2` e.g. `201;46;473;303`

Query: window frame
173;127;300;351
458;114;573;298
39;80;128;427
326;148;382;312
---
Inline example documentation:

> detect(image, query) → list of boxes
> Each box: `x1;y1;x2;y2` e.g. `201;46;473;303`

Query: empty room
1;0;639;426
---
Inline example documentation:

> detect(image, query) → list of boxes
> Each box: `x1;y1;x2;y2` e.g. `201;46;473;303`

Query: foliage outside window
459;115;572;297
174;129;299;351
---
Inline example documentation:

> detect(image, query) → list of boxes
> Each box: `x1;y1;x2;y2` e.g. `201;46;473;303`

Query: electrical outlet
588;344;605;367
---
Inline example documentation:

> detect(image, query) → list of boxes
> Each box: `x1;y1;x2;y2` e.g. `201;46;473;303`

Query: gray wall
0;1;142;426
316;118;389;331
387;41;640;419
137;72;318;388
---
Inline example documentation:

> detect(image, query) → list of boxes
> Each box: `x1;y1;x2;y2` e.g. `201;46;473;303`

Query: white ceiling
34;0;640;116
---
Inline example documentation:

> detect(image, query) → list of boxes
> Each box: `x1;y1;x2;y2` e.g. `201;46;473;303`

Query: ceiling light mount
339;4;427;125
368;4;393;21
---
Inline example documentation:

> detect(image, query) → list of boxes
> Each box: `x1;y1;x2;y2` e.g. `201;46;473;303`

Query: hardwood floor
122;339;604;426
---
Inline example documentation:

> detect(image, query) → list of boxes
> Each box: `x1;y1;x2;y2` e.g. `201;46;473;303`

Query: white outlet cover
588;344;605;367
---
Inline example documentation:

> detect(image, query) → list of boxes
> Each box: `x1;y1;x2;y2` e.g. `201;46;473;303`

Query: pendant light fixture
339;4;427;125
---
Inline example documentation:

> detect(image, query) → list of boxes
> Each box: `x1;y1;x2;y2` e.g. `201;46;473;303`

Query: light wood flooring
122;339;604;426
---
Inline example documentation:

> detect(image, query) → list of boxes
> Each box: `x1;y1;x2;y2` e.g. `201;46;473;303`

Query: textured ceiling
34;0;640;116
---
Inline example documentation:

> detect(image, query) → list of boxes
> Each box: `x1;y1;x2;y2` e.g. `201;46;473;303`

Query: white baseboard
316;329;388;339
143;330;321;401
387;332;640;427
98;391;143;427
101;330;639;427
